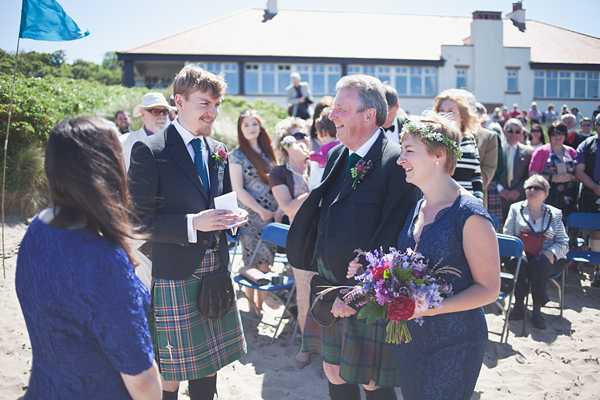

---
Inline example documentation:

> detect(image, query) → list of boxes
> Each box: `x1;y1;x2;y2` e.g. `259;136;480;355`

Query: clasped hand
192;209;248;232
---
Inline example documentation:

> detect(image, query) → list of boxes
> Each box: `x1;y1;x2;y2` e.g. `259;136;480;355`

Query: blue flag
19;0;89;41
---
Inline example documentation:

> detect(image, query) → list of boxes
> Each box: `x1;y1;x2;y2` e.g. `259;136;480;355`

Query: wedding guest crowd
18;63;600;400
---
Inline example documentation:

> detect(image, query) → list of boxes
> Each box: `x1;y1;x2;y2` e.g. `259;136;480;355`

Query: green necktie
345;153;361;178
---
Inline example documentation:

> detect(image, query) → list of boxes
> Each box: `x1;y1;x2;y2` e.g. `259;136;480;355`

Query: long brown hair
44;117;144;265
237;110;277;183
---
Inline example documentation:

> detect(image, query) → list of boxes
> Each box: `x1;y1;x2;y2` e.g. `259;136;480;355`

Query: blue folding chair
493;234;524;343
227;231;242;270
234;223;297;344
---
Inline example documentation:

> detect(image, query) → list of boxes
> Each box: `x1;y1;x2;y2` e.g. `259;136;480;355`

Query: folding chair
234;223;298;344
226;232;242;270
492;234;524;343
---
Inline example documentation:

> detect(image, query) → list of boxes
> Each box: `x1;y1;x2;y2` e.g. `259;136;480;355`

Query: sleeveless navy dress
395;194;492;400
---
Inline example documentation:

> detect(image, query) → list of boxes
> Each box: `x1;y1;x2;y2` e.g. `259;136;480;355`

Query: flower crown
403;121;463;159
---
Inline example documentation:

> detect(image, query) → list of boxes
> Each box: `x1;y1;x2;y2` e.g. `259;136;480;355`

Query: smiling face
436;99;462;132
175;90;220;137
329;88;370;150
396;135;438;185
140;107;168;134
240;116;261;142
505;124;523;146
549;131;566;147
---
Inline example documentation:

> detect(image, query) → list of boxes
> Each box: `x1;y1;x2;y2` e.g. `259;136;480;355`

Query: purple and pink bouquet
342;247;460;344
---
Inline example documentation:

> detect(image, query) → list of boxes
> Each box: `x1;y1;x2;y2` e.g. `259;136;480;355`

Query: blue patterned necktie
191;138;210;194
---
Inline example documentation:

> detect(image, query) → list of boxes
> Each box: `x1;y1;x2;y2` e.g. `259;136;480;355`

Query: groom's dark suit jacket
128;124;233;280
287;131;420;284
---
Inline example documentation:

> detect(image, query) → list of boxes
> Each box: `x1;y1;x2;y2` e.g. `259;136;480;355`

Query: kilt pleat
152;251;246;381
301;257;399;388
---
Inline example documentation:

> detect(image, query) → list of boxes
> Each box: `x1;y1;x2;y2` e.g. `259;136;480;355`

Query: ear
435;149;446;161
174;93;184;110
364;108;376;123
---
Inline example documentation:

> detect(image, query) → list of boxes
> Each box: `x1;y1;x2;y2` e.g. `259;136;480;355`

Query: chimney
262;0;277;22
506;1;526;32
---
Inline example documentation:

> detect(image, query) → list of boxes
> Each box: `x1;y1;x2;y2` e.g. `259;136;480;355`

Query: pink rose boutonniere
212;148;228;169
350;159;373;189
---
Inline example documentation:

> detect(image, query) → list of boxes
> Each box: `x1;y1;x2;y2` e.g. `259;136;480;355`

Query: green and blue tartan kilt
301;257;400;388
151;251;247;381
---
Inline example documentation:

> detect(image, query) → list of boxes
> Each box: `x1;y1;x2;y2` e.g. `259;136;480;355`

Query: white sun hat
133;92;174;117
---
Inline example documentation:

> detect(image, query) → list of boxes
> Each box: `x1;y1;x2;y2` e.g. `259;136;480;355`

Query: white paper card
214;192;243;232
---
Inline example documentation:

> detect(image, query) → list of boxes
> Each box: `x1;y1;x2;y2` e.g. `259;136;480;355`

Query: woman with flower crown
386;112;499;399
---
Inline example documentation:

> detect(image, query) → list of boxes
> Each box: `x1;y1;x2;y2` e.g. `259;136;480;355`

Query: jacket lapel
206;137;220;203
334;131;385;204
166;126;208;200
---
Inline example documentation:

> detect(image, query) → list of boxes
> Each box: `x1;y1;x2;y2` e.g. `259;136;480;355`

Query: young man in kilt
128;65;248;400
287;75;420;400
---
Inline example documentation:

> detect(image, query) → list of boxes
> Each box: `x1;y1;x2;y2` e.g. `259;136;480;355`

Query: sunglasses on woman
525;185;545;191
145;108;169;116
291;132;308;140
531;129;542;133
506;129;522;134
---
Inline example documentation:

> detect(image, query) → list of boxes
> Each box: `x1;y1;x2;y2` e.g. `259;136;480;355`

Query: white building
118;5;600;117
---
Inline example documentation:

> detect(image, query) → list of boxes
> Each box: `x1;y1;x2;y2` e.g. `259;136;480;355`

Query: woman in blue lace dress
394;113;500;399
16;117;162;399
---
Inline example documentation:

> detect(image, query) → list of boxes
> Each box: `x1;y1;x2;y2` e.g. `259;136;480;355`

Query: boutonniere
212;148;228;169
350;160;373;189
281;136;295;149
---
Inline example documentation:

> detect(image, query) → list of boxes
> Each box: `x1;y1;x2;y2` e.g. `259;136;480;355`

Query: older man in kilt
129;65;247;400
287;75;420;400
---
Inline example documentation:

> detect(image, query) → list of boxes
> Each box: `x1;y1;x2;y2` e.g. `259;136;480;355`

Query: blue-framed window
533;70;600;99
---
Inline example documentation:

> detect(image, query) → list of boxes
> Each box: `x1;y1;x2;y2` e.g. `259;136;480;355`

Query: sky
1;0;599;64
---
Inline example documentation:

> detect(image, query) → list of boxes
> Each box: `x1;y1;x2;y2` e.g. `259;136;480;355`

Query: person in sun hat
120;92;175;171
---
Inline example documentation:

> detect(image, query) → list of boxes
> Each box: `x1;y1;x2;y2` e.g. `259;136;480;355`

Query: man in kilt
129;65;247;400
286;75;420;400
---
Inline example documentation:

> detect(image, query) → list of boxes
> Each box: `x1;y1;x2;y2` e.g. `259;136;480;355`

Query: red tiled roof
120;9;600;64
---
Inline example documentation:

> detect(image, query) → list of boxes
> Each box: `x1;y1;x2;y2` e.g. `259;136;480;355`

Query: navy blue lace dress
16;216;154;399
395;194;492;400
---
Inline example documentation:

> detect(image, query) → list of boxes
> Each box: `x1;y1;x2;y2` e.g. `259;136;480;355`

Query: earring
435;161;439;165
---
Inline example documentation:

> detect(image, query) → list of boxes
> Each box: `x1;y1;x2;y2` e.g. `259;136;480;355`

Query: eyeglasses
145;108;169;116
291;132;308;140
506;129;522;134
531;129;542;133
581;124;591;127
525;185;545;191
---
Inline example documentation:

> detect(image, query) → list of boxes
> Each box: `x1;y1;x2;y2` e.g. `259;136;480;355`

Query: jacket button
319;230;324;236
180;243;185;247
203;239;209;245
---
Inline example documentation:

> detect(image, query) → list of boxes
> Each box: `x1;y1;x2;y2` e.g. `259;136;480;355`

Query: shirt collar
173;118;202;147
350;128;381;158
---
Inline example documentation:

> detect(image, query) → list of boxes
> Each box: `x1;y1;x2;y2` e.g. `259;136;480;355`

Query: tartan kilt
487;178;503;231
301;258;399;388
150;251;246;381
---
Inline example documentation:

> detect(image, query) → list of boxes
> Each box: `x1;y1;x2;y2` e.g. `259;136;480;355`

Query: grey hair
503;118;523;132
335;75;388;126
524;174;550;193
290;72;301;82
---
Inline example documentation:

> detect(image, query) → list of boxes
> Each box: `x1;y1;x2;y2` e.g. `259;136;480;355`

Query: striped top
452;136;484;202
502;200;569;260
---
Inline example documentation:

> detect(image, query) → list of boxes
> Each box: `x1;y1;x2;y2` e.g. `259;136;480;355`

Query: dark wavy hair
310;96;334;139
237;110;277;183
44;117;144;265
527;123;546;144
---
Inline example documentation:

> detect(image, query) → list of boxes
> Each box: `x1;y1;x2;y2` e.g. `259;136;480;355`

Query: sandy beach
1;217;600;399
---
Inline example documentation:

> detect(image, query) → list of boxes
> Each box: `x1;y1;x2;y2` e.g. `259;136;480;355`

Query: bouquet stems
385;320;412;344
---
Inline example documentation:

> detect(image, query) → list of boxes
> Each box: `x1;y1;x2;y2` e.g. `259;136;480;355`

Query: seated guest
308;107;340;189
574;114;600;287
544;104;558;126
527;123;546;150
498;118;534;221
503;175;569;330
309;96;334;152
269;117;314;369
528;102;543;126
230;110;281;311
529;121;578;219
16;117;162;398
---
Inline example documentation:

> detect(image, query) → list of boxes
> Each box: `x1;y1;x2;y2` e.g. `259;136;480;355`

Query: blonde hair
433;89;478;136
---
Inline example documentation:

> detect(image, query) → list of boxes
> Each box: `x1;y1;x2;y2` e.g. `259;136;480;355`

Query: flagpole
2;37;21;279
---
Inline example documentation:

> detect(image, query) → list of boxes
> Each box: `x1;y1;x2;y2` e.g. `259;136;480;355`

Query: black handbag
309;275;340;327
197;269;235;319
